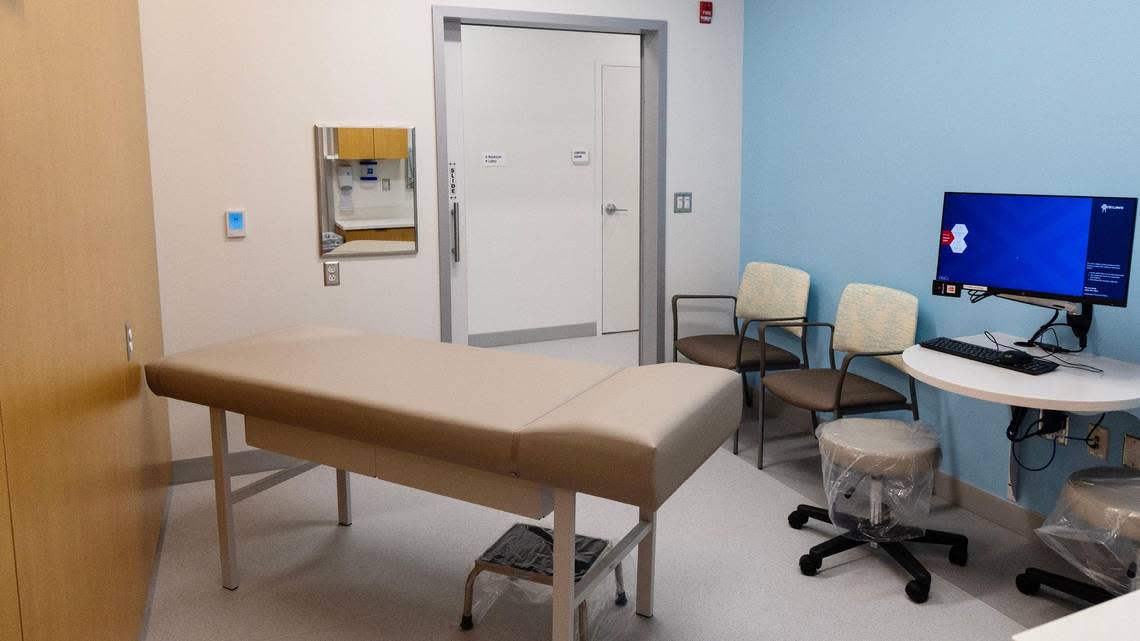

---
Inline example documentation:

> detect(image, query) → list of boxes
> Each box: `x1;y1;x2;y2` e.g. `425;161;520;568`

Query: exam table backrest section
518;363;743;509
145;327;742;510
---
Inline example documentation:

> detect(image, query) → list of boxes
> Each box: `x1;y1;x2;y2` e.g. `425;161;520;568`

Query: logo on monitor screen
1101;203;1124;213
941;223;969;254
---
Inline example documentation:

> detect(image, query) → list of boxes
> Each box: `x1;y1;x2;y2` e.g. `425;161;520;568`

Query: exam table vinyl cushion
145;327;742;510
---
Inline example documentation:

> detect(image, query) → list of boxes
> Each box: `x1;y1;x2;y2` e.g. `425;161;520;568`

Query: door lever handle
450;202;460;262
604;203;629;215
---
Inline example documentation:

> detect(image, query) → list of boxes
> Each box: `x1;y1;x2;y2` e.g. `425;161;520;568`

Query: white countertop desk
1012;588;1139;641
902;333;1140;499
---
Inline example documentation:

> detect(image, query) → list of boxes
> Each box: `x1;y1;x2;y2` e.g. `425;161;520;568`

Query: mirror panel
316;125;417;257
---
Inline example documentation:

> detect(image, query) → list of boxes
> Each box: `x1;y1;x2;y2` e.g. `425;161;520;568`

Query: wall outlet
1040;411;1069;444
323;261;340;286
1124;434;1140;470
1087;425;1109;460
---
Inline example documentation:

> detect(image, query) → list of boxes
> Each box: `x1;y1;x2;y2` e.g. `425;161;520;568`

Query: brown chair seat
675;334;799;371
761;368;906;412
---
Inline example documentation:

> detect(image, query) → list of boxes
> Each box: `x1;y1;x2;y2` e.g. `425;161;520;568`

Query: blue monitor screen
936;192;1137;307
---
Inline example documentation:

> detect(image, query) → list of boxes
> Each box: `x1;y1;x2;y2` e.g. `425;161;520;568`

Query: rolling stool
1018;466;1140;604
460;523;626;641
788;418;969;603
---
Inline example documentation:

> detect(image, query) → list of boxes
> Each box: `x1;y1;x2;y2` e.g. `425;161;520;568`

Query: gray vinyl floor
144;333;1084;641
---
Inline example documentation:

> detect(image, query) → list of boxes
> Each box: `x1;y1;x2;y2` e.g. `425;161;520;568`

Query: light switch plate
674;192;692;213
1124;434;1140;469
323;261;340;286
1088;426;1109;460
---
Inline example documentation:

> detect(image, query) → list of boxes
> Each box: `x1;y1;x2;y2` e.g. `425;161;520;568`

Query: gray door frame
431;5;668;365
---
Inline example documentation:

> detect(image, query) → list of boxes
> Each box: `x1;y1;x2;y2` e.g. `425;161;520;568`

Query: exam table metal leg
209;408;239;590
552;489;577;641
636;508;656;618
336;469;352;526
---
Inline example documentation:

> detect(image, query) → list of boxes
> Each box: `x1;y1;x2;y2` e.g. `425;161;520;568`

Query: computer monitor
935;192;1138;308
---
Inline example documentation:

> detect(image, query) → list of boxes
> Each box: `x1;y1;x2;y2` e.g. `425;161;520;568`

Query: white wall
139;0;745;460
461;26;639;336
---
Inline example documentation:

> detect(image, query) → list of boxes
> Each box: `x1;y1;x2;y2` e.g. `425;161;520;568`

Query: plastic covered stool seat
818;418;941;478
1060;467;1140;542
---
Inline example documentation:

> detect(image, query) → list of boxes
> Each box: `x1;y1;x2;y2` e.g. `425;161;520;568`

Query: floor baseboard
934;471;1045;540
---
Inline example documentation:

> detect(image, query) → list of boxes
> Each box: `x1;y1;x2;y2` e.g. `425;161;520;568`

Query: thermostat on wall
225;209;246;238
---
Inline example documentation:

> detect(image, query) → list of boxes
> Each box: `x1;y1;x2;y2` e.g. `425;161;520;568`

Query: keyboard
919;337;1059;375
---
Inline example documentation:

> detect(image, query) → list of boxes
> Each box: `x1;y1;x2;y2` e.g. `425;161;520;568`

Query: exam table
145;327;741;641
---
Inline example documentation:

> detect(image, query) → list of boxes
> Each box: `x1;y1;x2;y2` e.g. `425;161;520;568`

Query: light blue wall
741;0;1140;514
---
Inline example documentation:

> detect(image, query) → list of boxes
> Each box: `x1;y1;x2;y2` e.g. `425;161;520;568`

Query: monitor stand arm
1067;303;1093;350
1015;303;1092;353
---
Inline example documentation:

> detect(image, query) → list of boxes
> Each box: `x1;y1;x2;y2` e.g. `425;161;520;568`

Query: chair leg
810;411;819;436
882;542;932;603
757;385;766;469
798;533;868;576
741;373;752;407
911;529;968;548
909;529;969;566
909;376;920;421
732;428;740;455
1016;567;1115;605
788;504;832;528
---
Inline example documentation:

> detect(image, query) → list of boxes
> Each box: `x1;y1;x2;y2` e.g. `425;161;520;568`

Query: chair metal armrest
833;350;905;411
672;294;738;340
760;320;833;370
742;316;809;372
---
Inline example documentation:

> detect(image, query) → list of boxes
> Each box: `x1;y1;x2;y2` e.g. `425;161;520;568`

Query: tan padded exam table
146;327;741;641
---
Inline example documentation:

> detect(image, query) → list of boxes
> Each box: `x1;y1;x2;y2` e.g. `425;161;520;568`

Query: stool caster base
799;554;821;576
948;544;968;567
1016;567;1114;605
906;580;930;604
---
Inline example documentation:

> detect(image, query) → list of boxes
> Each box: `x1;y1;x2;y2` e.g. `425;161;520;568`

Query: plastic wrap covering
1037;466;1140;595
818;418;941;542
466;523;631;641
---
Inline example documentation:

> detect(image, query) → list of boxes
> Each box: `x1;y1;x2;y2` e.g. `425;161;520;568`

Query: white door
601;65;641;334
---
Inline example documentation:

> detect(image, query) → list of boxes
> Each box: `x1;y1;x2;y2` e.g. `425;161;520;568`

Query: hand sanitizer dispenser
336;164;355;212
337;164;354;190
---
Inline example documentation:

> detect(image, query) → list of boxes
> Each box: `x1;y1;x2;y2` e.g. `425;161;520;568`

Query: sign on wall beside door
482;152;507;167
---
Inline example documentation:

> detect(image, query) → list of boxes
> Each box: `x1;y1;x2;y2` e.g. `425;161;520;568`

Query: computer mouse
999;349;1034;366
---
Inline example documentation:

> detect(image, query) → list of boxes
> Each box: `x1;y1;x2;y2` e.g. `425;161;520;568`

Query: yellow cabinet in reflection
336;127;375;159
336;127;408;160
372;128;408;159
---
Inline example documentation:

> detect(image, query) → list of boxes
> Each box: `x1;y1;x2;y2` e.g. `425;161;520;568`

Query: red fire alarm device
699;1;713;24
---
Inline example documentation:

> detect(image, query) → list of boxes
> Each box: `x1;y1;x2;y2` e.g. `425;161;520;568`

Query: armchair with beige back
672;262;811;457
756;283;920;469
